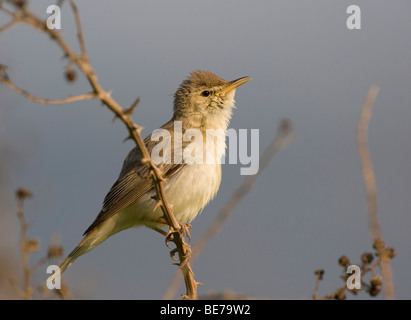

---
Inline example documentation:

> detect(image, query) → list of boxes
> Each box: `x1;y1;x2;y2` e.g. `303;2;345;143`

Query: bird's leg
146;218;174;249
151;218;192;242
148;226;168;237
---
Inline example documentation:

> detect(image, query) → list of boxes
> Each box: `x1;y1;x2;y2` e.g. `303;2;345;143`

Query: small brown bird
49;70;250;282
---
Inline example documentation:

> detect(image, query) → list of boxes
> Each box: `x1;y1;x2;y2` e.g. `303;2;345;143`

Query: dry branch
15;188;33;300
0;73;97;104
357;85;395;300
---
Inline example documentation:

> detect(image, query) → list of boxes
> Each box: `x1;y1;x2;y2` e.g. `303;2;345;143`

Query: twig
312;269;323;299
357;85;395;300
15;188;33;300
0;17;18;33
0;74;97;104
358;86;381;240
68;0;87;58
163;119;295;299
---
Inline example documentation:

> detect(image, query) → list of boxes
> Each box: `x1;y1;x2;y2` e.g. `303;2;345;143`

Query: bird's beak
216;76;251;96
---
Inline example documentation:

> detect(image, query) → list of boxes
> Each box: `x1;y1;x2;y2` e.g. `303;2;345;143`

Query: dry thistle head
367;274;382;297
385;248;396;259
334;290;346;300
351;288;361;295
12;0;27;9
314;269;325;280
368;285;381;297
361;252;374;264
370;275;382;287
338;255;350;267
373;239;385;252
48;245;64;259
15;188;32;200
24;238;40;252
65;68;77;83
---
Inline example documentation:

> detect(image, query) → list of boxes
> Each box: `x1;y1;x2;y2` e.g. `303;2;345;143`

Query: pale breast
164;163;222;224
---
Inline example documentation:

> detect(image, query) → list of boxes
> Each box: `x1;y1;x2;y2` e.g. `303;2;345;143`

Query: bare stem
15;188;33;300
357;85;395;299
0;75;97;104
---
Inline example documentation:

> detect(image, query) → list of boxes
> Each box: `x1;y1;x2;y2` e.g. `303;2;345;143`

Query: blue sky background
1;0;410;299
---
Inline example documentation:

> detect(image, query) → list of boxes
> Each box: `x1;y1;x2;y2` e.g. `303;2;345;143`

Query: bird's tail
47;227;104;286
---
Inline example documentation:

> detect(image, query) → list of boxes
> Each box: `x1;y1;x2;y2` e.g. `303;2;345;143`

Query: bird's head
173;70;250;130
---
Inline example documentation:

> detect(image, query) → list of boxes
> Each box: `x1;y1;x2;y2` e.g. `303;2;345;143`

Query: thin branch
0;74;97;104
357;85;395;299
15;188;33;300
163;119;295;299
68;0;87;58
312;269;324;299
0;1;15;17
0;17;18;33
358;85;381;240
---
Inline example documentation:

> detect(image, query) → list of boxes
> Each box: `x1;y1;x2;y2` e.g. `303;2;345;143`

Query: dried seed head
370;275;383;287
65;69;77;83
368;285;381;297
386;248;396;259
13;0;26;9
16;188;32;200
48;245;63;259
373;239;385;252
351;288;361;295
361;252;374;264
25;238;40;252
314;269;324;280
334;290;346;300
338;255;350;267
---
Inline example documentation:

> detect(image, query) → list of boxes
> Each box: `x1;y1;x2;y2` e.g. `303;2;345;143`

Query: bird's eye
201;90;210;97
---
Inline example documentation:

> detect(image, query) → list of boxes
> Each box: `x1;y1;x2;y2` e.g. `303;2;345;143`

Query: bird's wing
83;122;185;235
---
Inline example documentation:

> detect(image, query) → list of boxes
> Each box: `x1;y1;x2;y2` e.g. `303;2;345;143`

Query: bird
49;70;250;281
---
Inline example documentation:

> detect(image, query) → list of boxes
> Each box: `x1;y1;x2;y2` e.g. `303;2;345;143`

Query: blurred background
0;0;410;299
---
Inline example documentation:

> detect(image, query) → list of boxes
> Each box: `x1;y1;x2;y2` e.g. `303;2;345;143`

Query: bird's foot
170;244;193;270
180;223;192;243
149;218;192;248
